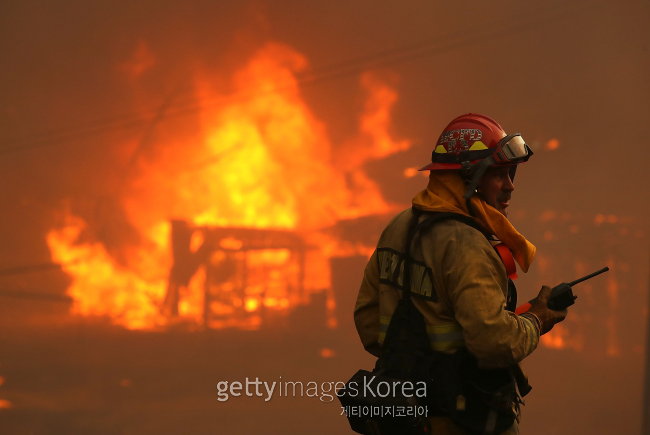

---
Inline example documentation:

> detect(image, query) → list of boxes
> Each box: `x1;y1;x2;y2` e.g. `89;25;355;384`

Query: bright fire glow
46;42;409;330
540;323;584;352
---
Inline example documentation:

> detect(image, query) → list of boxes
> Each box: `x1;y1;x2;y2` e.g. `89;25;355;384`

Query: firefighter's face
477;165;515;217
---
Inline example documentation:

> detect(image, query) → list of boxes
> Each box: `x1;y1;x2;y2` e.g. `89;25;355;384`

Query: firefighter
353;113;567;434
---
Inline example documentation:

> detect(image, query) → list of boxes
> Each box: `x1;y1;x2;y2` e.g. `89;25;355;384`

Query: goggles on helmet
493;133;530;164
462;133;533;200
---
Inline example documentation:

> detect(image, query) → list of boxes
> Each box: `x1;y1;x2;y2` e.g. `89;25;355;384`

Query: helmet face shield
495;134;530;164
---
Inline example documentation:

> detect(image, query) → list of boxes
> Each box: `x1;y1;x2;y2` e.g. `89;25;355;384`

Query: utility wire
0;262;61;277
0;289;72;302
0;259;82;277
0;0;602;156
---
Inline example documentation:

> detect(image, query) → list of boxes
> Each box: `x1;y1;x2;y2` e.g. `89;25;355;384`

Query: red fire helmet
418;113;534;206
419;113;515;171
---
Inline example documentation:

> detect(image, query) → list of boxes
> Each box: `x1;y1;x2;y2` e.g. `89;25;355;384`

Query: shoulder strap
414;209;520;311
402;209;489;300
405;208;517;307
378;208;500;372
402;209;433;300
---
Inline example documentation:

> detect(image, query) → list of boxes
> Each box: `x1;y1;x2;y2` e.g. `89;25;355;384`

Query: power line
0;262;62;277
0;259;83;278
0;289;72;303
0;0;602;156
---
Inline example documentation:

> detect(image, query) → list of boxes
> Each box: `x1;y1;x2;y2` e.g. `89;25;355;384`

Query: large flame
47;214;170;329
47;42;410;330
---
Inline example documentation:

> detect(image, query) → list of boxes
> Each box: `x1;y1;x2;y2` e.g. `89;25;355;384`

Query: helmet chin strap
465;197;477;217
463;156;496;200
463;159;519;217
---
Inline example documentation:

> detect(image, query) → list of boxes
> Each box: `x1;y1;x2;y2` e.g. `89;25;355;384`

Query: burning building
1;3;648;433
164;220;327;330
45;42;409;332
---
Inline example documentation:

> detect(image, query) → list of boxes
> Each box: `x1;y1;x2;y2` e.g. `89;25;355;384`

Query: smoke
0;1;648;434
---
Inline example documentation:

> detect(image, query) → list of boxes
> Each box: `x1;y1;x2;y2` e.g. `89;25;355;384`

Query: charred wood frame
164;220;315;327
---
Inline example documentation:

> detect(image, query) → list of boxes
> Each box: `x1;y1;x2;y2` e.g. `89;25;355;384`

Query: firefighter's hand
525;286;568;335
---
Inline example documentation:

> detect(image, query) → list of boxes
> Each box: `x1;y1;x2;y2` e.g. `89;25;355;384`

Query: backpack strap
407;208;518;310
402;208;492;300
